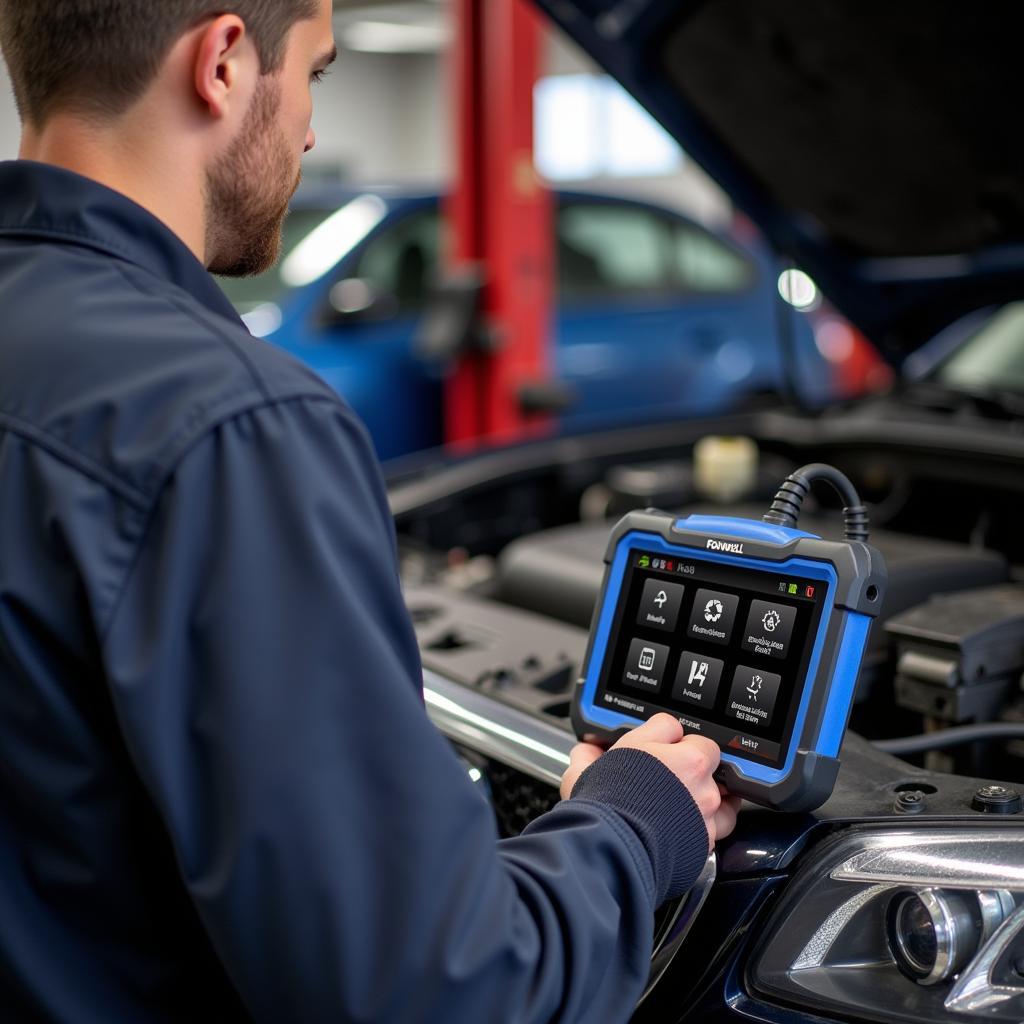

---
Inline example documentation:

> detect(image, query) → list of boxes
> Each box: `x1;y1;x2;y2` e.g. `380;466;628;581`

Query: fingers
683;755;722;819
559;742;604;800
571;742;604;773
609;723;739;848
709;794;742;846
678;733;722;775
559;719;743;851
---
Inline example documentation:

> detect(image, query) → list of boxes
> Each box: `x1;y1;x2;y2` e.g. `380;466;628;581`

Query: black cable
762;462;870;542
875;722;1024;756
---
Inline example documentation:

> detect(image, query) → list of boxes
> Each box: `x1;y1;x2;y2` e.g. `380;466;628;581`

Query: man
0;1;739;1020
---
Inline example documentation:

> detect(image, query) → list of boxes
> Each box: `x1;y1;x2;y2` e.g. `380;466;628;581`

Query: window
535;75;684;181
351;206;443;314
938;302;1024;394
557;202;752;302
673;224;755;294
557;203;674;301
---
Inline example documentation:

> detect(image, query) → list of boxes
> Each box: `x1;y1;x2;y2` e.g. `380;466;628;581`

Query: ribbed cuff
570;748;709;904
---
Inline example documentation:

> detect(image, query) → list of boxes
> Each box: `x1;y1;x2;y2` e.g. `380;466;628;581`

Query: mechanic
0;1;739;1020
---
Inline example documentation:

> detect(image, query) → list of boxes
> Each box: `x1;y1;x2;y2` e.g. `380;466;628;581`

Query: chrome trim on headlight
831;831;1024;889
978;889;1017;943
793;883;892;970
945;901;1024;1016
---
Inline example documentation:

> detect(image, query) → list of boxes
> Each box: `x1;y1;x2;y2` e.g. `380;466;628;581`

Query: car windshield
216;195;389;313
936;301;1024;395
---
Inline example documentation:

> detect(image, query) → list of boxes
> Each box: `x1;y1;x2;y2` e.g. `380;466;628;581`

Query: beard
204;76;302;277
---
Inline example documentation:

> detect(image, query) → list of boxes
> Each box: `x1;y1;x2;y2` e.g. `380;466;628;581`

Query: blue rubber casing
571;511;887;812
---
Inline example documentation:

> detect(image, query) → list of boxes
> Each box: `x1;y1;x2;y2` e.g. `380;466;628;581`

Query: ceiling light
341;20;450;53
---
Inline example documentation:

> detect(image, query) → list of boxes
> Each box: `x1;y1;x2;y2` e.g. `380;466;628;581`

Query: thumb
622;712;684;745
560;742;604;799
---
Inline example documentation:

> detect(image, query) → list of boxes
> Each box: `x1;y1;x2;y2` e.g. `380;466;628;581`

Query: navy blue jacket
0;160;709;1023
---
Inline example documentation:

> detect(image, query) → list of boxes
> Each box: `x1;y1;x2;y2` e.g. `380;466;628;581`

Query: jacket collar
0;160;243;326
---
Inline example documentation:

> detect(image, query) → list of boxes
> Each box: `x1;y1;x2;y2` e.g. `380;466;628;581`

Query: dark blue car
219;189;832;461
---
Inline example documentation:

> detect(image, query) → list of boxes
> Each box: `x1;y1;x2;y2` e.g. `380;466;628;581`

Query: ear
193;15;254;118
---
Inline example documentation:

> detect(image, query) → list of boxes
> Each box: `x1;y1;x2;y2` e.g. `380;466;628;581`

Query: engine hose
874;722;1024;756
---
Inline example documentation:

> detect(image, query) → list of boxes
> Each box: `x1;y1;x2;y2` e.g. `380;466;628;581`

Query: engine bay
396;406;1024;794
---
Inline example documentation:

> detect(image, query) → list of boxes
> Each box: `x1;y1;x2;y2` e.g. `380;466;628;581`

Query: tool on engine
571;463;887;811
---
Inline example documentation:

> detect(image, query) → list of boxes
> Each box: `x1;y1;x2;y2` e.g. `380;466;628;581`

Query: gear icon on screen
762;609;782;632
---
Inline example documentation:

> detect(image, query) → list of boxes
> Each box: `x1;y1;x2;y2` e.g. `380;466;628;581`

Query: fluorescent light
341;20;450;54
280;194;388;288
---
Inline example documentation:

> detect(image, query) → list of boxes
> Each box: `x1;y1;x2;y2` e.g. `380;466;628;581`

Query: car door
307;203;445;462
554;198;769;426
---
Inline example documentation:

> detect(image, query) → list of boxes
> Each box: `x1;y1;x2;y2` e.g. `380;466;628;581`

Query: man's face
205;0;335;277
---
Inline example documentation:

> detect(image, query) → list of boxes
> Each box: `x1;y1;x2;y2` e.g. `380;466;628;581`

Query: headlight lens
892;890;944;980
749;829;1024;1022
887;888;989;985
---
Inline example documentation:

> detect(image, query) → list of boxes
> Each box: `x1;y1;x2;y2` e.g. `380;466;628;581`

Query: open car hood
533;0;1024;365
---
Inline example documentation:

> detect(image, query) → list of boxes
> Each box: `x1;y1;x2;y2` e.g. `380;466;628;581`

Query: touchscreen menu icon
623;638;670;692
686;589;739;645
726;665;782;727
671;652;724;708
740;600;796;659
637;579;684;632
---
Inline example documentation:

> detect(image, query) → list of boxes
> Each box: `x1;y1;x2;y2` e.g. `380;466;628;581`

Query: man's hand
560;713;741;849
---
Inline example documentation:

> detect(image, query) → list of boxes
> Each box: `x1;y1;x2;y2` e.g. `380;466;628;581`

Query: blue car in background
218;188;832;461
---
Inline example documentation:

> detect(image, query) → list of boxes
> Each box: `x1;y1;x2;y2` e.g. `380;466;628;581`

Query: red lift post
445;0;554;449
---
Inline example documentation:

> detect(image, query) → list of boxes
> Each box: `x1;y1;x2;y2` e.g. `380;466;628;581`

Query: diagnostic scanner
571;464;887;812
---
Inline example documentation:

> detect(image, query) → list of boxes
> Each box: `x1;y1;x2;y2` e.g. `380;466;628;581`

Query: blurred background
0;0;890;462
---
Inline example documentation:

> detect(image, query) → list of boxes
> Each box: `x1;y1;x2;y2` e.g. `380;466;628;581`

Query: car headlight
749;829;1024;1022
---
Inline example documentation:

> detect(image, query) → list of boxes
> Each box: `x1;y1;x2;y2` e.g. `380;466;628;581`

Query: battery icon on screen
787;583;798;595
805;585;816;598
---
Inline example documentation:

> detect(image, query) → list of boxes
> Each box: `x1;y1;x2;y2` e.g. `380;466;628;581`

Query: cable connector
763;463;869;542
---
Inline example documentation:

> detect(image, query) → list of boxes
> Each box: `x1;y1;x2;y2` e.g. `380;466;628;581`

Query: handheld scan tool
572;464;887;811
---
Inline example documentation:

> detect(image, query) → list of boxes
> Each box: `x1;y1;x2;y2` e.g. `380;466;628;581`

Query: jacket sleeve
100;396;707;1024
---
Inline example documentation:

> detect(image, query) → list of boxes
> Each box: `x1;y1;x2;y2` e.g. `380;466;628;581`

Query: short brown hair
0;0;320;125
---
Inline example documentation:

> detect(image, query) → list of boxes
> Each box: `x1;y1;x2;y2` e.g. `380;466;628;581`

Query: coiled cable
763;462;869;542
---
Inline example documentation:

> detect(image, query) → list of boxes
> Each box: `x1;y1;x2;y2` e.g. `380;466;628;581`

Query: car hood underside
533;0;1024;363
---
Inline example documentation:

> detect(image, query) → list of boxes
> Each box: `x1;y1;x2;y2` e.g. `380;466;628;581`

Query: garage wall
397;53;451;182
0;70;18;160
307;49;450;184
0;49;447;183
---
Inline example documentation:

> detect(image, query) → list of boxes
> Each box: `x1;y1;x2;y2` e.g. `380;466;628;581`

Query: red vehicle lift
444;0;555;449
